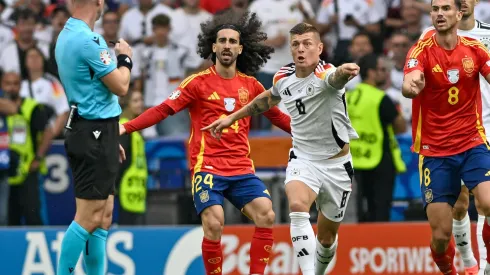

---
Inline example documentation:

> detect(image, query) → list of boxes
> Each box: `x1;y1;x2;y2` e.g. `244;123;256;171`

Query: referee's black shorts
65;115;119;200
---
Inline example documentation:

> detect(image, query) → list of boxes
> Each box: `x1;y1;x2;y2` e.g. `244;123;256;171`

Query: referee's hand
115;38;132;58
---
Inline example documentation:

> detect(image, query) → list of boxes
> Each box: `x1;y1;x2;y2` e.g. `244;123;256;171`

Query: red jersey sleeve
404;39;429;75
476;43;490;77
164;75;199;113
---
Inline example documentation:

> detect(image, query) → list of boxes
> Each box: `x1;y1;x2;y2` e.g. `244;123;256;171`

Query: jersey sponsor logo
407;58;418;69
169;90;181;100
208;91;220;100
447;69;459;84
462;57;475;74
432;64;443;73
99;50;112;65
238;87;249;104
224;98;236;112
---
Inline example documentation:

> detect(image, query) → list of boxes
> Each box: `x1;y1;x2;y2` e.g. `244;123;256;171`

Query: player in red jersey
120;12;291;275
403;0;490;273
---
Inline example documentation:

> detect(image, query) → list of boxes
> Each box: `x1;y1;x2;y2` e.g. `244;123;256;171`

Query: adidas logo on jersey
282;88;292;96
432;64;442;73
208;92;220;100
297;248;309;257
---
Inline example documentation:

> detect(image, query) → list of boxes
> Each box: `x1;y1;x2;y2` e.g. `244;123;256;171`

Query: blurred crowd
2;0;489;139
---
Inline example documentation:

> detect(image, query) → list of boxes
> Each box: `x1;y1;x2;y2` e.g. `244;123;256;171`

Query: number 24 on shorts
192;174;214;195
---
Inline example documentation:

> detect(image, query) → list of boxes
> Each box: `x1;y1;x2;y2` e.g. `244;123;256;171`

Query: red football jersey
164;66;270;176
404;35;490;157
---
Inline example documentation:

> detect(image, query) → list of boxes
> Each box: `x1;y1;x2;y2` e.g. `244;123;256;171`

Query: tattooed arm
232;89;282;120
327;63;360;90
201;89;283;138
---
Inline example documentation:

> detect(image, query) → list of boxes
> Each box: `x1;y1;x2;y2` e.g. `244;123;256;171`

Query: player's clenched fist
115;38;132;58
201;116;235;140
338;63;360;81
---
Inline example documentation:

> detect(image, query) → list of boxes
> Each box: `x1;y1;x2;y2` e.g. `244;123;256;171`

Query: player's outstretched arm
120;103;175;135
327;63;360;89
402;70;425;98
202;89;281;139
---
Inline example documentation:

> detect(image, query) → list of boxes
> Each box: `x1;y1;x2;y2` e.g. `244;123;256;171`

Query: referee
55;0;132;273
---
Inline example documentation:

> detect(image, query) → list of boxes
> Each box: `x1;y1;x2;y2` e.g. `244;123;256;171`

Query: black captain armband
117;54;133;71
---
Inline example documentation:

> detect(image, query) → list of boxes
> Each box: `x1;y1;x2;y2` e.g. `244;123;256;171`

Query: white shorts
285;152;354;222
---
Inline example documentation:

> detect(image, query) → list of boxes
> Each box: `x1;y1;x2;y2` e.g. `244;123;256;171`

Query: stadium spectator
215;0;248;16
0;9;50;79
345;32;374;90
347;53;406;223
132;14;200;137
316;0;383;65
4;71;52;226
118;0;156;45
101;10;119;61
20;47;69;139
117;90;148;225
172;0;212;55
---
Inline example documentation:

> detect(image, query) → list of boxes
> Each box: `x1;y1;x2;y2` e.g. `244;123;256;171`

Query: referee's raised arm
99;39;133;96
54;0;132;274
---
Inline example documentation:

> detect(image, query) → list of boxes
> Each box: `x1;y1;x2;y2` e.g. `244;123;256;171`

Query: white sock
478;215;487;273
453;213;478;268
290;212;316;275
315;235;337;275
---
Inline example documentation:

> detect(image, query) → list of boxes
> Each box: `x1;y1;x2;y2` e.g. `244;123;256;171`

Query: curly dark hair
197;11;274;75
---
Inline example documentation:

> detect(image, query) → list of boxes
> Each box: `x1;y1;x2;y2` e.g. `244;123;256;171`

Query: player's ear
212;43;217;53
318;42;323;56
456;9;463;21
238;44;243;55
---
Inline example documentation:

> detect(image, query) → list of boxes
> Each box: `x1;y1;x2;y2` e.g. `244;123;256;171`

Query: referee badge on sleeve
100;50;112;65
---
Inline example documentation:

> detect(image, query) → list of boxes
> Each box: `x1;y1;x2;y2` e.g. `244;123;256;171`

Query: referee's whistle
109;40;119;45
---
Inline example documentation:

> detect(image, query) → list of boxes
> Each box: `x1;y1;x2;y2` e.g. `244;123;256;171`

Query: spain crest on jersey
462;57;474;74
447;69;459;84
238;87;249;104
224;98;236;112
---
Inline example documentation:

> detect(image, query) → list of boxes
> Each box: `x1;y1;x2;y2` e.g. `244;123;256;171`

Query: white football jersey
421;20;490;130
271;61;359;160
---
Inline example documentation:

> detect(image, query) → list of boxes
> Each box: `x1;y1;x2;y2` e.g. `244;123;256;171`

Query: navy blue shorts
192;172;271;215
420;144;490;208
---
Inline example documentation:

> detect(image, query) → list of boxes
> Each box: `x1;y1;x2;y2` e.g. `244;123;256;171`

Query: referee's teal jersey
55;18;121;119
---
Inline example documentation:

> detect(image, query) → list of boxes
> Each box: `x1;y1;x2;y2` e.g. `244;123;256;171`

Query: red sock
430;239;457;275
202;238;223;275
249;227;274;274
483;219;490;264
